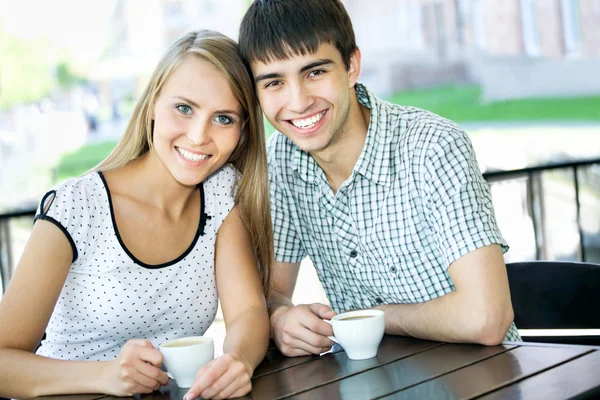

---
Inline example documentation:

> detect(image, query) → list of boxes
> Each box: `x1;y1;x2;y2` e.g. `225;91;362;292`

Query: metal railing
0;209;35;293
2;156;600;293
484;157;600;262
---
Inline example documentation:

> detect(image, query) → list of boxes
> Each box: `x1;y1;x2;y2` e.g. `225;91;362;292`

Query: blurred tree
0;24;81;109
56;60;86;90
0;27;54;109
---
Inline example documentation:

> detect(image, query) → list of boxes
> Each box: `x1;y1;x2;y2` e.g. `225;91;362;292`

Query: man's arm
268;261;337;356
375;244;514;345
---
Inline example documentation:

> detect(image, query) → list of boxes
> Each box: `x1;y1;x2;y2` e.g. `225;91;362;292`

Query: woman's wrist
227;348;256;375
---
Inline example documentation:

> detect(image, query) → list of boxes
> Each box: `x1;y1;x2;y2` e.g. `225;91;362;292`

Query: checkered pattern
267;83;521;342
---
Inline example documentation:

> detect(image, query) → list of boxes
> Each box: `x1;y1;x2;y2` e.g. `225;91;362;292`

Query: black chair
506;261;600;345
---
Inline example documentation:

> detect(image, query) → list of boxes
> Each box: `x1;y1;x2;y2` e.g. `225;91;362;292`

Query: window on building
456;0;470;45
520;0;541;57
472;0;486;51
561;0;583;54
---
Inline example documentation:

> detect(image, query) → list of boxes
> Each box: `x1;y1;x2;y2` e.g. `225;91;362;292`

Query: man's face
251;43;360;154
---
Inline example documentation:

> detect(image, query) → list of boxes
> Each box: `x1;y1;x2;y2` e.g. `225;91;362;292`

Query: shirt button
349;250;358;258
390;266;397;273
375;297;384;304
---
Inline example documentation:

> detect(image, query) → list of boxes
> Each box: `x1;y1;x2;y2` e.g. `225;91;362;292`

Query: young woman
0;30;273;400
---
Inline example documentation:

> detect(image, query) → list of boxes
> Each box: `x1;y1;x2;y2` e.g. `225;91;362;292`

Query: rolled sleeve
422;126;508;268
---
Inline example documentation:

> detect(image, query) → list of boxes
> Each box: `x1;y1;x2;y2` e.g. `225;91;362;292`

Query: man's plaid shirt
267;83;521;342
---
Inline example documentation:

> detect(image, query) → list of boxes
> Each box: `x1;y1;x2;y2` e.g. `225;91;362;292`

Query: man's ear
347;48;362;88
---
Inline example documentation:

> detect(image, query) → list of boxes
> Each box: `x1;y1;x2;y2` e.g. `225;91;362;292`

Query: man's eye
309;70;325;77
176;104;193;115
215;115;233;125
265;81;282;89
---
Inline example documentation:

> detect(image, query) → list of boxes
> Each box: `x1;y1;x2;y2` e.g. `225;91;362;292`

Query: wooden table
30;336;600;399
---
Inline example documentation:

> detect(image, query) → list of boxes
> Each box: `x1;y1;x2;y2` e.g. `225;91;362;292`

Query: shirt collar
292;83;395;187
352;83;394;187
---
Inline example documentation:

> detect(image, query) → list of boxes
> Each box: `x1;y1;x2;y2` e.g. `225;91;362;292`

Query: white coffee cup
326;310;385;360
159;336;214;388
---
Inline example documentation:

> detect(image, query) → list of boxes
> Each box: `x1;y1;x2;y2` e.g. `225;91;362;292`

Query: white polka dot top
33;164;238;361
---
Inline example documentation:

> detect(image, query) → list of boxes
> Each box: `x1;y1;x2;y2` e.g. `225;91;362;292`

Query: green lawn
54;141;118;181
387;86;600;122
54;85;600;179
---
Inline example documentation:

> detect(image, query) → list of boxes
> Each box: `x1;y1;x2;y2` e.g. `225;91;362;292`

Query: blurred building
343;0;600;100
468;0;600;100
343;0;470;96
161;0;248;44
91;0;600;103
90;0;249;118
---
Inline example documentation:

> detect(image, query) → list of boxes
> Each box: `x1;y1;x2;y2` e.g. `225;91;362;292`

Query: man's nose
287;84;314;115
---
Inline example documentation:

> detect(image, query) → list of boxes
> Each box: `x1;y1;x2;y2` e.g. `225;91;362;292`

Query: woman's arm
0;221;168;398
184;205;269;400
0;220;109;397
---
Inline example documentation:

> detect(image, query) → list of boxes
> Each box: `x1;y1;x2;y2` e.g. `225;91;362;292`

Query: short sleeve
267;135;307;263
33;178;93;263
420;123;508;268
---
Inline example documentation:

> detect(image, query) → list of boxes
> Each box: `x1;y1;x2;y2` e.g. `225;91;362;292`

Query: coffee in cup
327;310;385;360
159;336;214;388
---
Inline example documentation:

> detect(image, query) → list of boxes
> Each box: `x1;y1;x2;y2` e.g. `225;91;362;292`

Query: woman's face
152;55;243;187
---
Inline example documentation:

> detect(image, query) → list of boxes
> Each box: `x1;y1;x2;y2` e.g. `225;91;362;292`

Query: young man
239;0;520;357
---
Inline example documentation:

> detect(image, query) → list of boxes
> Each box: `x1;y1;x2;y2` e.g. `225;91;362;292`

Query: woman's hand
102;339;170;396
184;352;253;399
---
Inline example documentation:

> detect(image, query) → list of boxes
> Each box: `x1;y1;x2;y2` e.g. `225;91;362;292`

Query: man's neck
311;97;371;194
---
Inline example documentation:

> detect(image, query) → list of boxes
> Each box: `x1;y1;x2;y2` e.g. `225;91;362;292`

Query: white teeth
177;147;210;162
291;111;325;129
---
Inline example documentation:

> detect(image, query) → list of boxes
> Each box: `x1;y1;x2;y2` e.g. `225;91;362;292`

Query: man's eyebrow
254;59;335;83
299;59;334;73
254;72;283;83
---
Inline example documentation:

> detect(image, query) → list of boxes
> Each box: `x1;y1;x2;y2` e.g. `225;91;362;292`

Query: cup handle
323;320;339;343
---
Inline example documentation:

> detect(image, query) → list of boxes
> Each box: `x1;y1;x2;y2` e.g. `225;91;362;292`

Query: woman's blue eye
215;115;233;125
176;104;193;115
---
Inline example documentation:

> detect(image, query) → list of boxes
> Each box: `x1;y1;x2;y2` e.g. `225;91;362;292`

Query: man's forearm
266;290;294;316
375;291;513;345
266;290;295;337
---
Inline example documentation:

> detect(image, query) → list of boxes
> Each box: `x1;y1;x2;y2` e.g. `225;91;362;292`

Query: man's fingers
308;303;337;320
291;321;335;348
296;310;335;337
280;330;333;356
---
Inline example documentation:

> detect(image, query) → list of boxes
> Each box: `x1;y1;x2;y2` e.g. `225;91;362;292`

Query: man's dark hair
239;0;358;70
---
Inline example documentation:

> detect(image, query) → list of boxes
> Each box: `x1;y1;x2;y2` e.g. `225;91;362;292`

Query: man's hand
271;303;337;357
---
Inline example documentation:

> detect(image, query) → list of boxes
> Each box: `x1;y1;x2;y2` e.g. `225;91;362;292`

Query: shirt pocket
377;251;436;303
382;251;424;278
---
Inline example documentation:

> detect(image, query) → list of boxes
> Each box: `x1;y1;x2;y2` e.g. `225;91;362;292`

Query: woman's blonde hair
94;30;273;296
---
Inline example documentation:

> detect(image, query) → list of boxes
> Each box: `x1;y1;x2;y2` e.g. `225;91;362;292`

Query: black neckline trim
97;171;208;269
